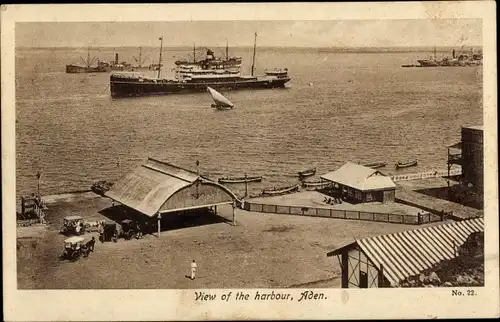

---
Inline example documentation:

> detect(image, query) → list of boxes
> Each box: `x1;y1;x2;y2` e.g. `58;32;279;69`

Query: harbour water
15;47;482;198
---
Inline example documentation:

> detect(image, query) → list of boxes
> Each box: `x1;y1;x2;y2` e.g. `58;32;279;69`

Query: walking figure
190;260;197;280
88;237;96;252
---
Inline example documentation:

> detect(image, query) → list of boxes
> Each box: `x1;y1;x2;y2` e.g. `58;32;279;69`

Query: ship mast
226;38;229;60
193;43;196;63
251;32;257;76
139;47;142;67
158;36;163;78
433;46;436;60
87;46;91;68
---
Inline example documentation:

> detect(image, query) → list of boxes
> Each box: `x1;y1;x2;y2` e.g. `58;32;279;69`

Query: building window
359;271;368;288
366;192;373;202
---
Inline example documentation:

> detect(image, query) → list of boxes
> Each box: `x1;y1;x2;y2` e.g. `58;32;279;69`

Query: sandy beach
16;193;442;289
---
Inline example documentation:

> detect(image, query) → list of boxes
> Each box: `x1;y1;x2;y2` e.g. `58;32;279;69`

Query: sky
16;19;482;48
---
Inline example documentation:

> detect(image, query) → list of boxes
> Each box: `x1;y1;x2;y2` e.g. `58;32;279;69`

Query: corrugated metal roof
463;125;483;131
105;158;198;217
328;218;484;286
320;162;396;191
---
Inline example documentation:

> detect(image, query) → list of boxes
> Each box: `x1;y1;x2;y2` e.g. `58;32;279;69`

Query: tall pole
139;47;142;67
36;171;41;195
226;38;229;60
244;173;248;198
433;46;436;60
87;46;91;68
251;32;257;76
158;36;163;79
193;43;196;63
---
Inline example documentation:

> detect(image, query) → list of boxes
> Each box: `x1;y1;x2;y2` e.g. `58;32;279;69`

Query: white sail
207;87;234;108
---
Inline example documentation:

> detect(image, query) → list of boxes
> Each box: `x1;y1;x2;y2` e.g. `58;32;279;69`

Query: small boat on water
208;87;234;110
396;160;418;169
218;176;262;184
363;162;387;169
298;167;316;178
262;184;300;196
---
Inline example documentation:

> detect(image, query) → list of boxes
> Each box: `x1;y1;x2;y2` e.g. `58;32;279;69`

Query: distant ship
66;48;137;73
109;33;291;98
174;41;243;68
65;47;110;73
412;47;483;68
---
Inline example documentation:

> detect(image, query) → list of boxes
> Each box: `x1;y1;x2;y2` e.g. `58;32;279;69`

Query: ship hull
66;65;110;73
110;76;291;98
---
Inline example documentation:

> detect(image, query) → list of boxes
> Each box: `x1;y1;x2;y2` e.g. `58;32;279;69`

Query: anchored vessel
66;47;110;73
407;47;483;68
66;48;136;73
109;33;291;98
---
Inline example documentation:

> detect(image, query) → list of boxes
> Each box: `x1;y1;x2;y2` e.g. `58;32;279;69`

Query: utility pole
36;171;42;195
251;32;257;76
244;173;248;198
158;36;163;78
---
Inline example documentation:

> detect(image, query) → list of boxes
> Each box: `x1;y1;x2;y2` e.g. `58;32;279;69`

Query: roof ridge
142;164;197;183
358;217;483;242
147;157;199;175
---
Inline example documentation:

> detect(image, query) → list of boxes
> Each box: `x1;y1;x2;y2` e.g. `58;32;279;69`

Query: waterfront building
320;162;396;204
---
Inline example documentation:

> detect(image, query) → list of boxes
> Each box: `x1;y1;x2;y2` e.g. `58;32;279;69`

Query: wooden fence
390;169;462;182
243;202;443;225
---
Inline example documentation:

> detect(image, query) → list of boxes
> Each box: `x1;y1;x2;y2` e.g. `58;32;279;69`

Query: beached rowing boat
218;176;262;184
262;184;300;196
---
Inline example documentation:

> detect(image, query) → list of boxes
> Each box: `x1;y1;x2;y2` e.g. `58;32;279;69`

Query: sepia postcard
2;2;499;320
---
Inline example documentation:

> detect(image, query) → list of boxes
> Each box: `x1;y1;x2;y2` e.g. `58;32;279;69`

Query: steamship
109;33;291;98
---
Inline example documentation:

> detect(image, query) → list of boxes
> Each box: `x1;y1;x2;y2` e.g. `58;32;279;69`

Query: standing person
89;237;96;252
190;260;198;280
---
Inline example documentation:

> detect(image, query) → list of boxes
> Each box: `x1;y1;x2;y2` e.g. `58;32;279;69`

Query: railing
390;169;462;182
448;153;462;163
243;202;442;225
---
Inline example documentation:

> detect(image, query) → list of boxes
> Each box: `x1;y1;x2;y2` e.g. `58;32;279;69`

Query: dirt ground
249;191;425;216
17;193;433;289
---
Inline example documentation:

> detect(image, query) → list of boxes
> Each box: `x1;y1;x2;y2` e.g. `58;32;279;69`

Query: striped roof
105;158;199;217
327;218;484;286
320;162;396;191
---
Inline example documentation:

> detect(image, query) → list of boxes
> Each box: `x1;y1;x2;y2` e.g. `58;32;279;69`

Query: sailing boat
66;47;110;73
207;87;234;110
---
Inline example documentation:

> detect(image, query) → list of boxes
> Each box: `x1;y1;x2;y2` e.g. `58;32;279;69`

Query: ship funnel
115;53;119;64
452;49;455;59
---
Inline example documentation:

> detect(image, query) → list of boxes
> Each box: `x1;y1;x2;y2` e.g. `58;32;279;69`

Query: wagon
99;220;118;243
117;219;143;240
62;236;90;261
60;215;85;236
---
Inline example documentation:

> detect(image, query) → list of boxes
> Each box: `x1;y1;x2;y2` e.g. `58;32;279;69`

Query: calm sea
15;47;483;198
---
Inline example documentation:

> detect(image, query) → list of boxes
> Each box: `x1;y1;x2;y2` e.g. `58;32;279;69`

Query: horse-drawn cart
99;220;118;243
60;216;86;236
62;236;91;261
